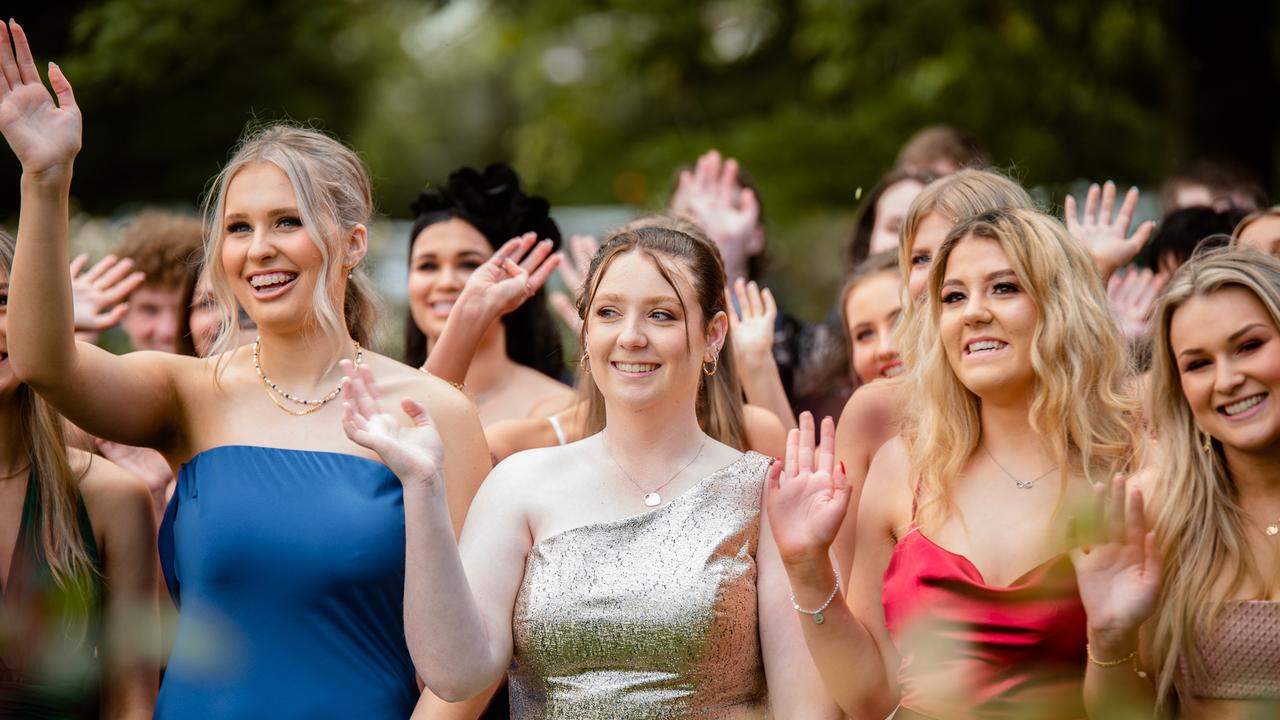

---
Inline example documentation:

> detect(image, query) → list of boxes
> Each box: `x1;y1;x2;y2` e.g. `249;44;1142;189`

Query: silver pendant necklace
982;444;1057;490
604;434;706;507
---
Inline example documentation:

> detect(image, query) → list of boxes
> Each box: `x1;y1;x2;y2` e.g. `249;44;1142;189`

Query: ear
345;224;369;270
704;309;730;361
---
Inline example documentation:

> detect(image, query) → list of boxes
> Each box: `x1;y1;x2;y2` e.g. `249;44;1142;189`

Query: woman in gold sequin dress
342;225;839;719
1079;248;1280;719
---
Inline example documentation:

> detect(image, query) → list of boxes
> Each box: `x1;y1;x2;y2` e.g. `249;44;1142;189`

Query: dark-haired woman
407;164;574;426
343;224;838;718
1;228;158;718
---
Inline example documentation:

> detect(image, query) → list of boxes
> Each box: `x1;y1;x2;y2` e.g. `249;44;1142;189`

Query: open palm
766;413;851;566
1071;475;1162;640
340;361;445;490
0;21;81;176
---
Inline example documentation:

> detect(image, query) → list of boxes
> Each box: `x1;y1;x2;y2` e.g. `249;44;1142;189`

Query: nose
1214;358;1245;396
247;227;276;263
962;293;991;325
437;263;466;291
617;314;648;349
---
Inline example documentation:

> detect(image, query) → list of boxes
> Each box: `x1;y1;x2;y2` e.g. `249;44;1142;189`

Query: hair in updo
405;163;564;380
201;124;379;356
574;225;747;450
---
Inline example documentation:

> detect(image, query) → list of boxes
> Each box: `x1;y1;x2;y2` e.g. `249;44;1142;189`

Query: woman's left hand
457;232;560;321
766;413;852;568
725;277;777;368
340;361;445;490
0;20;82;179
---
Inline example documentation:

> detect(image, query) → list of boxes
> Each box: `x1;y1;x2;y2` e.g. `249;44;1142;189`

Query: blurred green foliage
2;0;1275;319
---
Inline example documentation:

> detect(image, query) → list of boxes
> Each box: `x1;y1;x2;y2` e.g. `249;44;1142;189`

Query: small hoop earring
702;356;718;377
580;352;592;374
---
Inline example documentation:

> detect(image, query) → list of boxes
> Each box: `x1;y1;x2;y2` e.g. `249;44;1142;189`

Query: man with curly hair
113;210;203;353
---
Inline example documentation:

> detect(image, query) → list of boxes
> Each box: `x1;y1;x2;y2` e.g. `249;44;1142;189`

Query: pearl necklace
253;336;362;416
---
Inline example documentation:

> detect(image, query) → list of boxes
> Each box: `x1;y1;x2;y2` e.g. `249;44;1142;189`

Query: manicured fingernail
839;461;846;475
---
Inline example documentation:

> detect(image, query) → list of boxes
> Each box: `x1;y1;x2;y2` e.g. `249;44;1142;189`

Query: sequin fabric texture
509;452;771;720
1182;600;1280;699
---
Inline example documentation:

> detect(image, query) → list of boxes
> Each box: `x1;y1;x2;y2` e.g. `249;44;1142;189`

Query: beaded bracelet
790;564;843;625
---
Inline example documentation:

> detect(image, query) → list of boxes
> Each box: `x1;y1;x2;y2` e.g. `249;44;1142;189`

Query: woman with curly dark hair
406;164;574;426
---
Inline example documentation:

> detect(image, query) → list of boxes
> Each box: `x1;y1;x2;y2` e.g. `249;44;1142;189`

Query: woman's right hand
766;412;852;568
1070;474;1162;651
0;21;82;179
457;232;560;322
340;361;445;491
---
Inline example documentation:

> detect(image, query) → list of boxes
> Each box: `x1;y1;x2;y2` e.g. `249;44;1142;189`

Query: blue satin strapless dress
157;446;418;718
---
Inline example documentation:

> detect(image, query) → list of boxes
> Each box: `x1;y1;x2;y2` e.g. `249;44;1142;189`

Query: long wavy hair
900;209;1139;529
201;124;380;361
574;225;748;450
0;231;97;600
404;164;564;379
1146;248;1280;709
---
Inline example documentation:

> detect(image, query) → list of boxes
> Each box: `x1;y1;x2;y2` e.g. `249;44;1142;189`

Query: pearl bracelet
790;564;843;625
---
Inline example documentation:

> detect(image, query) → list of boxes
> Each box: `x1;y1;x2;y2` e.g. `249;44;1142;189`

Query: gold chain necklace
253;337;362;416
982;444;1057;490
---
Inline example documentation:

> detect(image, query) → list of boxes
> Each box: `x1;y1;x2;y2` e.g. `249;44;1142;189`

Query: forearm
11;173;78;385
403;484;508;700
1083;629;1157;719
738;355;796;428
785;558;897;717
424;298;493;384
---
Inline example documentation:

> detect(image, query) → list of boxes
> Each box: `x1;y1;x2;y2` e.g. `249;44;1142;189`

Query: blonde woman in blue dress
342;225;838;719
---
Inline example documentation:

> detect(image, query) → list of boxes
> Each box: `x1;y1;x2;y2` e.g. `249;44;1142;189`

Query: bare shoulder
477;441;571;502
70;449;152;524
861;435;914;530
837;379;903;435
743;404;786;457
361;352;475;420
486;416;557;463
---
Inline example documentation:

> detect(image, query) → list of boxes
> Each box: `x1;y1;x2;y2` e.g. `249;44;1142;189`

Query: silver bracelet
790;564;842;625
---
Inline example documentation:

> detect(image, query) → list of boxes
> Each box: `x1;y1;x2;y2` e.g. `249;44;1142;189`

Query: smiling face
844;270;903;383
584;250;725;413
219;162;334;335
908;211;952;302
407;218;490;343
869;179;925;257
938;236;1039;403
1170;286;1280;454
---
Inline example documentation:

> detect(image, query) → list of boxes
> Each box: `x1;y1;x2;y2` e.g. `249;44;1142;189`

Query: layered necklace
604;434;706;507
253;336;363;416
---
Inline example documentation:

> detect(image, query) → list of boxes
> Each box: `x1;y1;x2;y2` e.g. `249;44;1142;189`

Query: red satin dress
881;520;1089;720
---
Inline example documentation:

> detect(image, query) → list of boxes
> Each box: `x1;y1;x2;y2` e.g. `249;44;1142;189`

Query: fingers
731;278;748;317
761;287;776;320
738;187;759;224
694;150;720;194
783;427;798;479
766;458;783;493
525;249;561;292
1143;531;1162;581
1127;220;1155;253
101;270;146;306
1115;186;1140;233
0;21;20;90
1064;194;1079;233
84;254;120;283
718;157;740;202
1105;474;1126;542
96;256;140;291
746;280;764;317
549;291;583;333
1099;181;1117;227
8;21;39;86
1124;487;1147;549
68;253;88;277
86;303;129;330
797;411;815;474
816;416;836;477
48;61;76;110
724;288;741;324
1083;183;1101;227
400;397;433;427
570;234;597;278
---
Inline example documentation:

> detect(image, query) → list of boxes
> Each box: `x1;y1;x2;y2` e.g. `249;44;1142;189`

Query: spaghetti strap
547;415;568;446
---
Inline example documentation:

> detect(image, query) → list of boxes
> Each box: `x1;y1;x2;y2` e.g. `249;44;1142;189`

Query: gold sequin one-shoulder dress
509;451;771;719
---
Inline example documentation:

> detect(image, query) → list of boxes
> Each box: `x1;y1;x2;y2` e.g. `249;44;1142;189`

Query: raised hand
0;20;81;178
70;254;146;342
766;412;851;566
1064;181;1156;279
1070;474;1162;651
340;361;444;489
548;233;598;335
725;278;777;362
671;150;761;279
1106;267;1165;344
458;232;560;322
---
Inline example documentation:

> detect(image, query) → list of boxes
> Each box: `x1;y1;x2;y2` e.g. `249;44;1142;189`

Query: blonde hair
1233;204;1280;240
0;232;97;601
1146;247;1280;709
575;225;748;450
901;209;1138;529
201;124;379;358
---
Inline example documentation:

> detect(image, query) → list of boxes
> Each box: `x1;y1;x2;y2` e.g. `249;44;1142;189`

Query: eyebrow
941;268;1017;288
595;292;680;305
224;207;300;221
1177;322;1267;358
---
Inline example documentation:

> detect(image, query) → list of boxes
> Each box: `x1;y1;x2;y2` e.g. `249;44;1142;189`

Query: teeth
883;363;904;378
250;272;297;289
1224;394;1265;416
616;362;658;373
967;340;1006;354
432;302;455;313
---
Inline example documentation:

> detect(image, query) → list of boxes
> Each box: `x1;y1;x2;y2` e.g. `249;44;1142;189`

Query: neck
1225;442;1280;506
254;327;356;395
977;392;1049;465
463;321;512;398
599;395;706;474
0;395;30;475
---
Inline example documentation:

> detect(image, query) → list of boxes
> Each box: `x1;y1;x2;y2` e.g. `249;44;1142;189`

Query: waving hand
0;20;81;179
